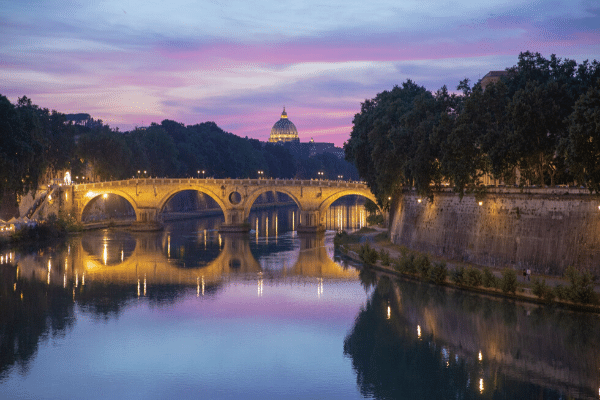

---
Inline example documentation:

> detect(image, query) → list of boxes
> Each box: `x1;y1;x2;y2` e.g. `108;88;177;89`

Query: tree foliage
345;52;600;200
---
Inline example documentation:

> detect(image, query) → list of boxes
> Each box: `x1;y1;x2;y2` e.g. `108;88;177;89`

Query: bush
500;268;518;294
359;243;379;265
398;254;417;275
466;267;483;287
532;278;555;302
379;249;391;266
415;255;431;280
451;267;466;286
366;214;384;226
482;267;498;288
564;266;596;304
430;262;448;284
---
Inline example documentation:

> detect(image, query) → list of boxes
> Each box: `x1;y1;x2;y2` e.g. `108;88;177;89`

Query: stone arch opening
81;193;136;224
160;189;225;222
246;189;301;236
320;193;380;231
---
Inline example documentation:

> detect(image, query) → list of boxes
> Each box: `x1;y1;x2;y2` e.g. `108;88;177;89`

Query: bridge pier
219;208;251;233
297;210;325;233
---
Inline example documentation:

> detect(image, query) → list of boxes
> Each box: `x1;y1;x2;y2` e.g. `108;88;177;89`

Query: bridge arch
242;187;302;223
79;190;138;223
156;186;228;219
317;189;379;226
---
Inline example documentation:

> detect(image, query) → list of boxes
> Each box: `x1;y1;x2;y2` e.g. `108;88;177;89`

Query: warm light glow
202;276;205;296
386;306;391;320
318;278;323;298
479;378;484;393
417;198;422;203
103;193;108;199
417;325;422;338
258;276;263;297
103;244;108;265
137;279;140;297
144;275;147;296
197;276;200;297
167;235;171;258
478;351;482;361
478;201;483;206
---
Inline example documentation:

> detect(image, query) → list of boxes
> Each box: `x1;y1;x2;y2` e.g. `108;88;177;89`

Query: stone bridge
58;178;377;232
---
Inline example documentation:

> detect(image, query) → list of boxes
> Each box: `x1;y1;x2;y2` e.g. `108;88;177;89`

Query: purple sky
2;1;599;146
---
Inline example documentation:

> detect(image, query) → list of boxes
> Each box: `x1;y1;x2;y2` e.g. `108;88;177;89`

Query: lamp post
337;175;343;180
317;171;324;180
258;170;264;179
202;170;205;179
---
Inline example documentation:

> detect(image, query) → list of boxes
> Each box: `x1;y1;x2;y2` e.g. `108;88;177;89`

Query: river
1;203;599;399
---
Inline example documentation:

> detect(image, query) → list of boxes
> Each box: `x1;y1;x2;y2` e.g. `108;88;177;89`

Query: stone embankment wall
389;188;600;276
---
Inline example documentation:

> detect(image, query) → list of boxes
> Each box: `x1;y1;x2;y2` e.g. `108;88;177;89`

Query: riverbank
336;227;600;313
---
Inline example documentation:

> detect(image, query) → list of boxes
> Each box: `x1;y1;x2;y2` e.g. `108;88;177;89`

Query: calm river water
1;204;600;399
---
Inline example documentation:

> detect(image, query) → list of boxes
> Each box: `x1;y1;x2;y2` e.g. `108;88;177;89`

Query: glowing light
417;325;422;338
219;234;222;248
318;278;323;298
478;351;482;361
479;378;484;393
14;283;16;291
167;235;171;258
48;194;52;200
144;275;147;296
478;201;483;206
417;198;422;203
103;193;108;199
258;277;263;297
63;274;66;288
103;244;108;265
386;306;391;320
82;273;85;286
197;277;200;297
202;276;205;296
137;279;140;297
75;271;79;287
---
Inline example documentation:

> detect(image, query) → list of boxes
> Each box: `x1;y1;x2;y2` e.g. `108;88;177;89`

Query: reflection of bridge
58;178;377;232
66;233;357;287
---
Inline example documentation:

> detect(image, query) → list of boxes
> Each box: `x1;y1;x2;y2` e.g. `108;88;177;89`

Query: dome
269;107;299;143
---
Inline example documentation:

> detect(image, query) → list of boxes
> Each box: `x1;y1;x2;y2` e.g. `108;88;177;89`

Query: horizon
2;0;599;147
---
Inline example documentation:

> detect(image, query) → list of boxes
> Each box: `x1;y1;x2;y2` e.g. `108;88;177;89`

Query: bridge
57;178;377;232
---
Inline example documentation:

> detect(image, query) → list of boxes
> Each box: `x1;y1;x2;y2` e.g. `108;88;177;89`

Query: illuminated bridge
56;178;377;232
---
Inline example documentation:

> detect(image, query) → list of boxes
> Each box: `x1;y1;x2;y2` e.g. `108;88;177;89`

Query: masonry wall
389;189;600;276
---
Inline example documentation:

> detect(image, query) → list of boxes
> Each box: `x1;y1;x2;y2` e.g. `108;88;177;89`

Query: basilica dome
269;107;299;143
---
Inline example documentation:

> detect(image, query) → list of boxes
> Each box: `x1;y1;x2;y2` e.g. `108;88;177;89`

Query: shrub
399;254;417;275
500;268;518;294
554;284;568;301
379;249;391;266
482;267;498;288
532;278;555;302
452;267;466;286
359;243;379;265
466;267;483;287
430;262;448;284
366;214;384;226
564;266;596;304
415;255;431;280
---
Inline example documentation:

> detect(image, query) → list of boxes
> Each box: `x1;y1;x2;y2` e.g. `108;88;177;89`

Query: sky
1;0;599;146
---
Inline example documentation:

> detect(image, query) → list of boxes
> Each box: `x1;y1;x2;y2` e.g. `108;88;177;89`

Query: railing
70;178;370;190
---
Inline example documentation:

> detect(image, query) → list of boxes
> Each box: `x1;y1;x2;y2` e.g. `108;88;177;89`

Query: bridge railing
69;178;370;190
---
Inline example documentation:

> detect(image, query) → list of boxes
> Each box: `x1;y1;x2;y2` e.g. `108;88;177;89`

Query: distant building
268;107;300;143
480;70;509;90
269;108;345;159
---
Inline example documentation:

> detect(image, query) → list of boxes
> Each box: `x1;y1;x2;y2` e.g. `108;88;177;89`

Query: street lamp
202;170;205;179
317;171;324;180
337;175;343;180
258;170;264;179
197;170;200;179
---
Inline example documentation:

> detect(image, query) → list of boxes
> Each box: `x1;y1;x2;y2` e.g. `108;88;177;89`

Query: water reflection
348;272;600;399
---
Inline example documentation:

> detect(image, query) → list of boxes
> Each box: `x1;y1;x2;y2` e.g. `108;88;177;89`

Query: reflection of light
258;277;263;297
197;277;200;297
479;378;484;393
387;306;391;320
204;229;207;249
292;211;295;231
318;278;323;298
167;235;171;258
121;250;124;262
82;272;85;286
266;217;269;239
47;270;50;285
137;279;140;297
63;274;66;288
256;218;259;241
144;274;147;296
13;283;16;291
275;215;278;238
103;193;108;199
75;271;79;287
417;325;421;338
218;234;222;248
48;259;52;272
202;276;205;296
478;351;482;361
103;244;108;265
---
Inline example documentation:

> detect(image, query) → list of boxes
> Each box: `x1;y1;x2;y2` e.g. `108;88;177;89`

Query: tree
565;81;600;192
